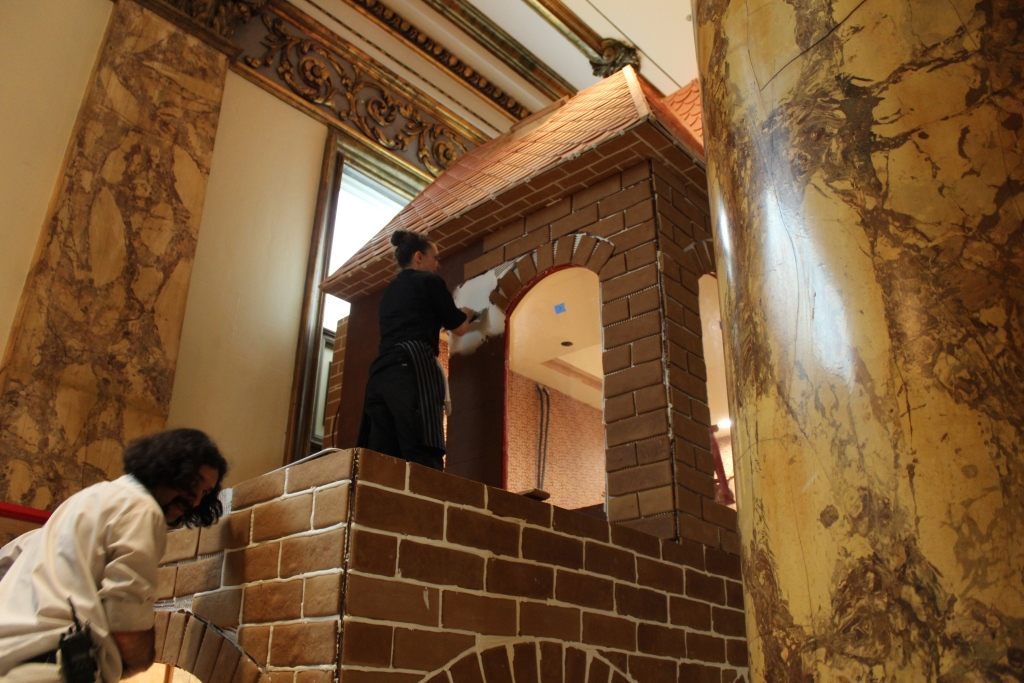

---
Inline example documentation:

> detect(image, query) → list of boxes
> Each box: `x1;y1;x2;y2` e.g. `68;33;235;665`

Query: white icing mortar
449;269;507;356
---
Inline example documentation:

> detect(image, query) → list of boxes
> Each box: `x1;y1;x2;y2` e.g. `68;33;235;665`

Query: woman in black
357;230;474;469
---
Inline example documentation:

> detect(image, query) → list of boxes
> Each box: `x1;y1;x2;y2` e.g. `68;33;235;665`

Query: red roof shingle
661;79;704;155
322;67;705;299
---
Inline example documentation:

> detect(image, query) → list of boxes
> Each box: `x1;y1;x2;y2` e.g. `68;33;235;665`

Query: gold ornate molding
343;0;532;120
136;0;487;180
162;0;268;37
235;4;482;178
134;0;269;52
590;38;641;78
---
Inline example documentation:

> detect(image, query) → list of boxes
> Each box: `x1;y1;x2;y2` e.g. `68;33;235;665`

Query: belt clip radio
59;599;98;683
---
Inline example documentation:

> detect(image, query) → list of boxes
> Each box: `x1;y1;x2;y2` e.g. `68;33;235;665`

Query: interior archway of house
502;267;735;516
505;267;606;515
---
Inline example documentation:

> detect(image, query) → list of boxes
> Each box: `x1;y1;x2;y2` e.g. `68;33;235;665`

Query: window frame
283;131;424;463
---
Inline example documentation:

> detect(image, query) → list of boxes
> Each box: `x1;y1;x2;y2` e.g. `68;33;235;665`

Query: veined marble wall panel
696;0;1022;679
0;1;227;508
0;0;113;361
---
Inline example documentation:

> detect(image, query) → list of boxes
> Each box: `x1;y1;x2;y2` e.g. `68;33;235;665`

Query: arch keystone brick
514;254;538;285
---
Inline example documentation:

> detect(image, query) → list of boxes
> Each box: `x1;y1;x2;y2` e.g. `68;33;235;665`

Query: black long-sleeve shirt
377;269;467;357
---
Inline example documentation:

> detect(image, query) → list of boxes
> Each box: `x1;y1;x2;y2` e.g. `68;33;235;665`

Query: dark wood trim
308;327;336;450
284;130;344;465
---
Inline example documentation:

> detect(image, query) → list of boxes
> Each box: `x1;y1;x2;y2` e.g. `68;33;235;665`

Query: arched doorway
504;267;606;515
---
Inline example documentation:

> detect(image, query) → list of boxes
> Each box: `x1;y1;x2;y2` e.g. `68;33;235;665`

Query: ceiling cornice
419;0;576;102
522;0;653;92
523;0;602;58
339;0;534;121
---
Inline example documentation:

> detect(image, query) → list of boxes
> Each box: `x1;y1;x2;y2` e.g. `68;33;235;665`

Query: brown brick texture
157;449;356;680
335;451;746;681
153;611;262;682
156;61;741;683
323;317;348;448
460;155;730;550
648;159;739;551
159;435;745;683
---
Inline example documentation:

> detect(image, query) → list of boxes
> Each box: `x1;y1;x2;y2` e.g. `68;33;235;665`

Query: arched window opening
698;273;736;508
505;268;606;515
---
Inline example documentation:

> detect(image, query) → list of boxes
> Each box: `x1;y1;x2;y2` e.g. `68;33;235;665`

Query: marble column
695;0;1022;679
0;1;227;508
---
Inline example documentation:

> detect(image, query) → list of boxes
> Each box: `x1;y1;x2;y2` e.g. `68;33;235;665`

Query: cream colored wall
0;0;112;358
168;72;327;486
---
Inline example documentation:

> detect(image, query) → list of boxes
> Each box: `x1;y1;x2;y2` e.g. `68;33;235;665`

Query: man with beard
0;428;227;682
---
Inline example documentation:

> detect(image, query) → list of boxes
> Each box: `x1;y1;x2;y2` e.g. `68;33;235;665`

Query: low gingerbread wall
155;449;747;681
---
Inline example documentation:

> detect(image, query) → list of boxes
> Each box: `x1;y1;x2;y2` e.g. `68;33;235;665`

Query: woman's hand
452;307;476;336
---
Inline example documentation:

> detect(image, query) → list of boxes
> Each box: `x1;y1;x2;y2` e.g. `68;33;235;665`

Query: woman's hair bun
390;229;432;268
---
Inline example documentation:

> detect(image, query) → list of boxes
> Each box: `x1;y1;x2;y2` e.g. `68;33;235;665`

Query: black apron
395;339;446;452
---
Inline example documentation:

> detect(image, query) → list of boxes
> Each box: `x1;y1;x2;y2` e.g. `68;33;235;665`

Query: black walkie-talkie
59;599;98;683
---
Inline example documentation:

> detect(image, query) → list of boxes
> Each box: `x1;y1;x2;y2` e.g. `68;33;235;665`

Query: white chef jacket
0;475;167;682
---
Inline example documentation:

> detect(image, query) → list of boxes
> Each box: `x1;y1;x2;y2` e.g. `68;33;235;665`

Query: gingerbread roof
661;79;704;156
322;67;705;300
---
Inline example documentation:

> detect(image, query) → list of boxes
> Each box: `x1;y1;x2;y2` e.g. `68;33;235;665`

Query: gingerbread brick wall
152;611;262;682
468;163;666;537
155;448;747;682
446;335;506;486
321;119;735;554
324;317;348;448
155;450;352;681
505;371;605;511
458;150;734;550
650;160;737;551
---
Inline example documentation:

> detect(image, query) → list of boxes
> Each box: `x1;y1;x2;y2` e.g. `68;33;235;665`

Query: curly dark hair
391;229;433;268
123;428;228;528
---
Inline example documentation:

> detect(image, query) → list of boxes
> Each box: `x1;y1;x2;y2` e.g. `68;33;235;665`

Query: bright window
322;165;406;331
306;163;410;451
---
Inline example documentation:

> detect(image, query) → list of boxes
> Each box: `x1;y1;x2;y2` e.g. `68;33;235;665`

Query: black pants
358;360;444;470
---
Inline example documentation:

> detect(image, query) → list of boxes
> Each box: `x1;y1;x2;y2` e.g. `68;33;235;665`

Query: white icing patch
449;269;507;356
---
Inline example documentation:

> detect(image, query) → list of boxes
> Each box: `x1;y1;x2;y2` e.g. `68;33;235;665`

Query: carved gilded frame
136;0;488;182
